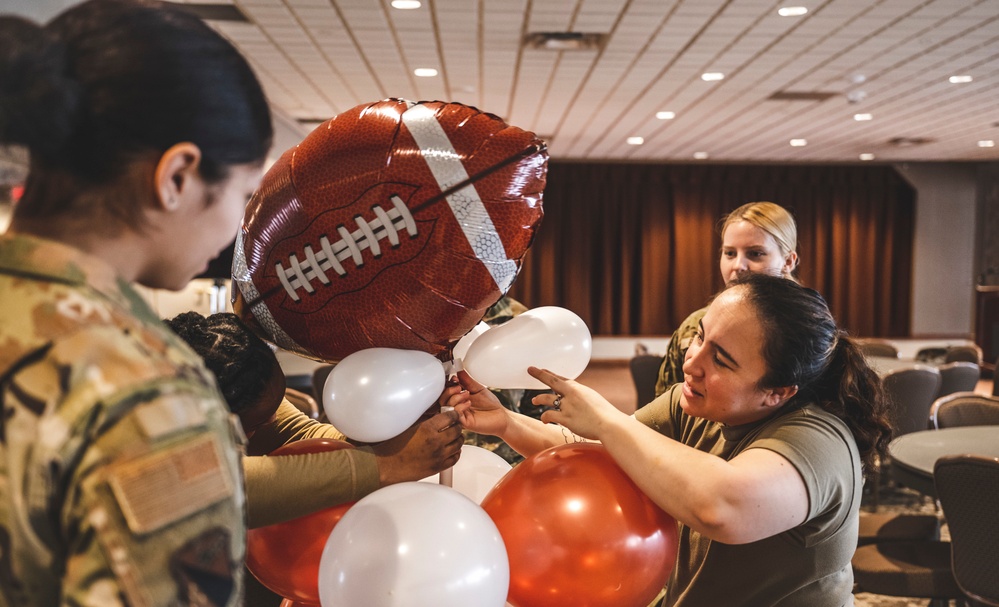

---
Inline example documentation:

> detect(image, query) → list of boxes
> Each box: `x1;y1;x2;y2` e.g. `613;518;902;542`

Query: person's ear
154;142;202;211
763;384;798;408
783;250;800;276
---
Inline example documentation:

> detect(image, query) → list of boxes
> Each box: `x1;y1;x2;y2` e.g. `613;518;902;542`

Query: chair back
915;347;948;364
859;338;899;358
883;364;942;436
937;361;981;399
944;345;981;364
629;354;662;410
934;455;999;606
930;392;999;429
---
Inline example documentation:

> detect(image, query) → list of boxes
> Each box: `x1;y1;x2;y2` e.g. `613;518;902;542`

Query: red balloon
246;439;356;604
481;443;678;607
279;600;318;607
233;98;548;363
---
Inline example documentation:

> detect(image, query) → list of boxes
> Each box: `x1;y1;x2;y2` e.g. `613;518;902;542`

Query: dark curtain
508;162;915;338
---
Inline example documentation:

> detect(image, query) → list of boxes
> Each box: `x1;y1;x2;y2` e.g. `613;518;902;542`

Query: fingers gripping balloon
232;99;547;362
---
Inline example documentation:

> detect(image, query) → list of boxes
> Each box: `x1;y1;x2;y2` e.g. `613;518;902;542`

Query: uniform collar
0;232;157;323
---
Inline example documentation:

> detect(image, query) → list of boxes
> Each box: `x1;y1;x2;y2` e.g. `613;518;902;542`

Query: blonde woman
655;201;800;397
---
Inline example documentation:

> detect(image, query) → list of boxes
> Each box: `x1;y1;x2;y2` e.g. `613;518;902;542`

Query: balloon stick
440;405;455;487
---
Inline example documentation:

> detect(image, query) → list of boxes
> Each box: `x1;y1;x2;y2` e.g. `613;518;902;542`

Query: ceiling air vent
525;32;606;51
165;2;251;22
767;91;838;102
887;137;934;147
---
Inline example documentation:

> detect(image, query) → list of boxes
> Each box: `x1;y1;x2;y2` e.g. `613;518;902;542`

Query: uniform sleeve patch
134;396;208;441
108;435;234;535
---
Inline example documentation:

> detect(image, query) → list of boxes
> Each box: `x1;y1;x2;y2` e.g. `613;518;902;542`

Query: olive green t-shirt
635;385;862;607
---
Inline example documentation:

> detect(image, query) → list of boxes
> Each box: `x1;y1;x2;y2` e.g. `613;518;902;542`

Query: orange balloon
481;443;678;607
246;439;356;604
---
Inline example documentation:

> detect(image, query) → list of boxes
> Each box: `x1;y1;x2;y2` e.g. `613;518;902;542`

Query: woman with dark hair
0;1;272;604
444;273;893;606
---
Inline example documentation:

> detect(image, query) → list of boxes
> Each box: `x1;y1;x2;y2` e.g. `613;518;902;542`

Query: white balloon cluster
321;306;593;442
313;306;592;606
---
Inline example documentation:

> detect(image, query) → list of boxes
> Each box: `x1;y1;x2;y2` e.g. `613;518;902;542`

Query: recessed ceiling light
979;140;996;148
854;113;873;121
859;153;875;161
524;32;606;51
414;68;438;77
701;72;724;82
847;90;868;103
391;0;421;8
656;111;676;120
693;151;709;159
790;138;808;147
626;136;644;145
949;75;973;84
778;6;808;16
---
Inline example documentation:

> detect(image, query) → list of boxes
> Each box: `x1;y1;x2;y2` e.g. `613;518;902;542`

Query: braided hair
166;311;279;416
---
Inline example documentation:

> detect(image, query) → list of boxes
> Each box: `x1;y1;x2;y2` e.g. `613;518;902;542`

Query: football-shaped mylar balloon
232;98;547;362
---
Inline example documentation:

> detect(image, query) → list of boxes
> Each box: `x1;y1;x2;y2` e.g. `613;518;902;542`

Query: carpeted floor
855;482;947;607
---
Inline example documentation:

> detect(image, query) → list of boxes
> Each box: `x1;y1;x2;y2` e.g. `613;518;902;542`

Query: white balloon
323;348;445;443
318;482;509;607
462;306;592;389
421;444;512;504
451;321;490;363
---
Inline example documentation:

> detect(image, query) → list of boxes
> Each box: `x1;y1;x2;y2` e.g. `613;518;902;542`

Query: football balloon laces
271;142;547;303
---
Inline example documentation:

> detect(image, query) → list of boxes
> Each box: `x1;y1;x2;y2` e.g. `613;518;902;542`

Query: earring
166;196;178;210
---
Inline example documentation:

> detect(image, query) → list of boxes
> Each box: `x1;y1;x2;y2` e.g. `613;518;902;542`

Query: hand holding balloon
527;366;626;441
441;370;512;437
369;408;463;485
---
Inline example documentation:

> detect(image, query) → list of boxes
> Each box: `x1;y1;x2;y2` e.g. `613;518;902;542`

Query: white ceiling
5;0;999;164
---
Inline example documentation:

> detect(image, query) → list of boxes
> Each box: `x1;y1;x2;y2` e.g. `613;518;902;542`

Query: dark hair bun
0;16;80;158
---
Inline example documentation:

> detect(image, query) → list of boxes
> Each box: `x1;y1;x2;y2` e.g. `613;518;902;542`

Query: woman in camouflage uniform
0;1;271;604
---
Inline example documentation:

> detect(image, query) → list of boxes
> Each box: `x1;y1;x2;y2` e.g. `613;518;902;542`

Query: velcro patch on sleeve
108;435;234;535
134;395;209;441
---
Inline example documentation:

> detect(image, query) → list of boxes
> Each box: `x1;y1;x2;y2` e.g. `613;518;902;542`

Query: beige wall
895;163;980;338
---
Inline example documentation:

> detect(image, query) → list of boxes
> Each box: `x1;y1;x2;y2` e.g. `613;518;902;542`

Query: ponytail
733;273;894;480
807;334;893;475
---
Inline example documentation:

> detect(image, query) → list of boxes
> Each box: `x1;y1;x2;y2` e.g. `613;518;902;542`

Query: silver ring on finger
552;396;562;411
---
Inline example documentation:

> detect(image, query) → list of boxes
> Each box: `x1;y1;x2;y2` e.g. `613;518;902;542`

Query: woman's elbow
684;498;770;545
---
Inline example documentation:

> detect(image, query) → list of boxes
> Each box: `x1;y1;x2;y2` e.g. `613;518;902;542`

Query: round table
889;426;999;496
865;356;937;376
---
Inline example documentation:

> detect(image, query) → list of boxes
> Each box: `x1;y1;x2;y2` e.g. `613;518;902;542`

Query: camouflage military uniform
653;307;706;398
0;233;246;607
